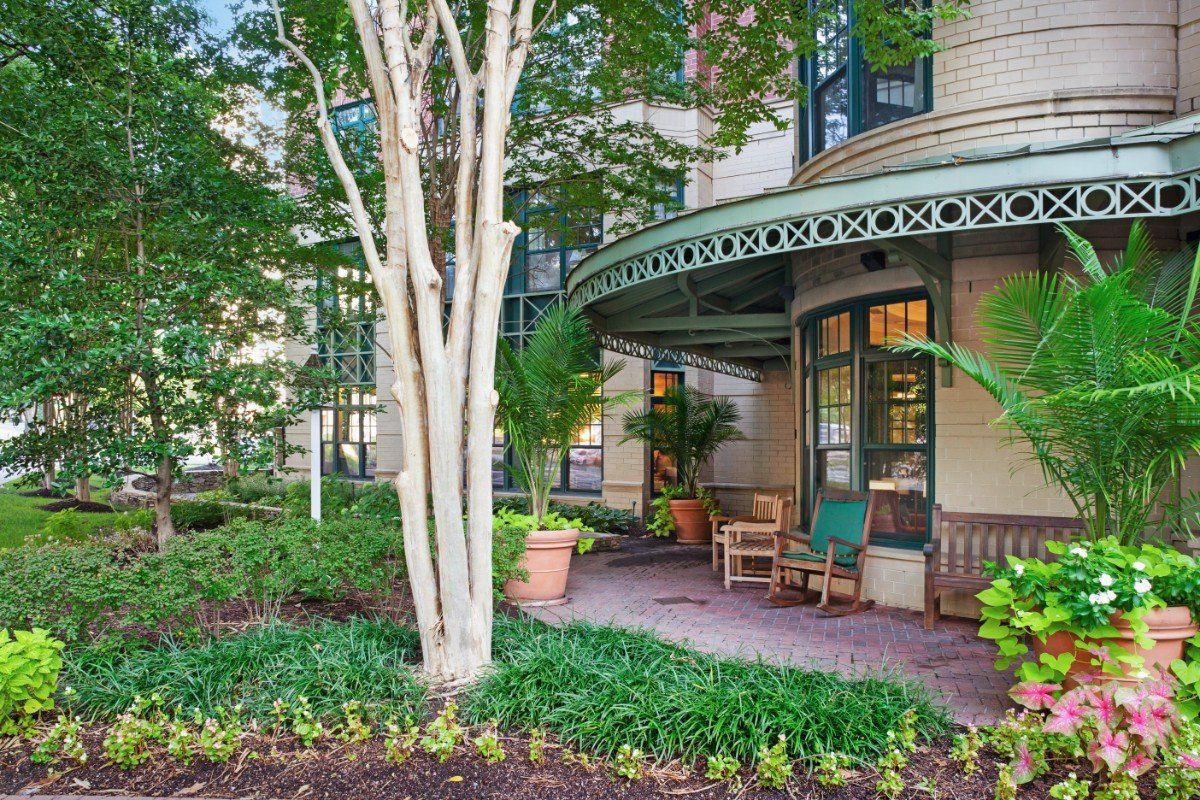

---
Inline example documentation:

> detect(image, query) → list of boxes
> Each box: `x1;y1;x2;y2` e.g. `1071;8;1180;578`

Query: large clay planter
669;499;712;544
504;528;580;606
1032;605;1197;687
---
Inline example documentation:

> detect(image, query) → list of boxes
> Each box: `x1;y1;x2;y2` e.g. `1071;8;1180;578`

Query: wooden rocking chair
767;489;877;616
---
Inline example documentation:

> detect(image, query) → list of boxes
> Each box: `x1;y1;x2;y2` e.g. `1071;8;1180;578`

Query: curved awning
568;116;1200;381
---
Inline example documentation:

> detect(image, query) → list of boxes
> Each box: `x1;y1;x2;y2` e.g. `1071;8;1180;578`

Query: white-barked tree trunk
274;0;544;682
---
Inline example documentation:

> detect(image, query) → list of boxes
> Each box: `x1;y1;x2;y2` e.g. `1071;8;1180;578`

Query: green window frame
798;0;933;162
491;192;606;495
317;241;378;480
803;292;934;548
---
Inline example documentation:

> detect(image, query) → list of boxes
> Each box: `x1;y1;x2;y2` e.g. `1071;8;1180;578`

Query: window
506;192;602;297
799;0;931;161
805;295;932;546
317;242;378;479
491;192;606;494
649;365;684;493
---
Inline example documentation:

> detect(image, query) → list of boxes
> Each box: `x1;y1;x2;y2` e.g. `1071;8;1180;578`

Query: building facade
289;0;1200;614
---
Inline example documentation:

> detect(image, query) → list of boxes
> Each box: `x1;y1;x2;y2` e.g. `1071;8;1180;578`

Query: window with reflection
805;295;933;545
650;365;684;493
800;0;930;161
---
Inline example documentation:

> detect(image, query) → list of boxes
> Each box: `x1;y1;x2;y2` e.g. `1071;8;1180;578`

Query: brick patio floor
526;538;1013;726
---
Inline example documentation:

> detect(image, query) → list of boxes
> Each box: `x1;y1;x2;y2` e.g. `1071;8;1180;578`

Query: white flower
1088;593;1102;605
1103;590;1117;603
1098;573;1114;588
1013;563;1025;576
1134;578;1152;595
1132;561;1146;571
1070;546;1089;558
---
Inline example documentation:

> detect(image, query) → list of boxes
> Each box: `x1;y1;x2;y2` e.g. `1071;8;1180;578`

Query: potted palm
622;384;743;544
898;222;1200;686
494;303;634;605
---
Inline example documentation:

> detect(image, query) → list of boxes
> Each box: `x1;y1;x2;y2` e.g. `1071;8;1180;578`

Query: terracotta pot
503;528;580;606
669;499;712;544
1032;605;1198;687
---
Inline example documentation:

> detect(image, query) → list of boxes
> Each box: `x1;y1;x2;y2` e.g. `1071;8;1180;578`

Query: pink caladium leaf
1087;726;1130;773
1010;739;1038;784
1042;689;1088;736
1123;704;1161;746
1086;686;1122;728
1089;644;1115;666
1010;681;1060;710
1122;751;1154;778
1178;751;1200;769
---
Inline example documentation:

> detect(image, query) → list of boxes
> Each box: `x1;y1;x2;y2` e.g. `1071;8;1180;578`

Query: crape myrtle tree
240;0;966;682
0;0;325;546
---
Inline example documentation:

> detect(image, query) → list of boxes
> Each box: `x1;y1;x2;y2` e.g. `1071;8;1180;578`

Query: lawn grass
64;618;425;723
0;485;121;549
465;614;951;763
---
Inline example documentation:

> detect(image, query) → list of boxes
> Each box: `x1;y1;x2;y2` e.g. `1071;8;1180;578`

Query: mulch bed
37;499;115;514
0;728;1152;799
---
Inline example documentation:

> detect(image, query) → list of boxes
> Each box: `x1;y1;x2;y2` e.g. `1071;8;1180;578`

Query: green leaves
0;627;65;735
494;303;634;526
621;384;744;498
895;223;1200;546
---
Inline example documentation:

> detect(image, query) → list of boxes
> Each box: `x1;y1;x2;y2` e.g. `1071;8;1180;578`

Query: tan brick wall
706;371;796;516
1181;1;1200;114
794;0;1180;185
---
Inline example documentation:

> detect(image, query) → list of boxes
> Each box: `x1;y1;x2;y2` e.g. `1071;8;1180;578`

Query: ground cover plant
464;615;950;762
63;618;425;724
0;485;121;549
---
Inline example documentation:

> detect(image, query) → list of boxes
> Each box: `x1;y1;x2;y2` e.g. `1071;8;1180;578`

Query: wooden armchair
723;497;793;590
768;489;877;616
710;492;780;571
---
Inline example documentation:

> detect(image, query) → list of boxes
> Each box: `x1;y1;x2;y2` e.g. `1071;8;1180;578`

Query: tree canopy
0;0;324;541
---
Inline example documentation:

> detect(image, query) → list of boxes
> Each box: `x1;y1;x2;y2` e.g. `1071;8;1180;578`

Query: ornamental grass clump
463;615;949;763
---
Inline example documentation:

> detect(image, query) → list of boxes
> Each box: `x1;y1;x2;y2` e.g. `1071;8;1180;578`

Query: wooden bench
924;505;1086;629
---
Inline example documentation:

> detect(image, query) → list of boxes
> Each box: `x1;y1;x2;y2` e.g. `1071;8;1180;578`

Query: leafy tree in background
0;0;325;545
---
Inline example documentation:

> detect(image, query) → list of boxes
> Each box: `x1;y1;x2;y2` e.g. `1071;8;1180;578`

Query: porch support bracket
879;235;954;387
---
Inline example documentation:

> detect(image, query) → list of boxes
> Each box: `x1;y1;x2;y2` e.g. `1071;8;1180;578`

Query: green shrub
0;628;64;734
0;543;121;645
172;499;252;532
222;473;286;505
181;517;403;617
65;618;424;723
280;476;358;519
39;508;89;543
492;523;529;599
346;480;400;522
463;616;949;763
0;516;404;647
113;508;155;533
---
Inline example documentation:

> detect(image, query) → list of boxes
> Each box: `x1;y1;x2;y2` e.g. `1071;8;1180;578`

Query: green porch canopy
567;115;1200;381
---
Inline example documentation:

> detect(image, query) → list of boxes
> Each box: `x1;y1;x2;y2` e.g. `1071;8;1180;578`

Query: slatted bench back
929;505;1086;578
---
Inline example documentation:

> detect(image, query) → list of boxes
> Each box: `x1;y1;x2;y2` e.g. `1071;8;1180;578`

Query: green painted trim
567;133;1200;298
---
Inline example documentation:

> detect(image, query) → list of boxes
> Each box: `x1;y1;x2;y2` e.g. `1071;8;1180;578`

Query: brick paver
527;539;1013;725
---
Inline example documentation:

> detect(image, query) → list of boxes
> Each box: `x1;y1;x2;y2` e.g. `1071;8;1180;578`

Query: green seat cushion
780;550;859;569
810;497;869;558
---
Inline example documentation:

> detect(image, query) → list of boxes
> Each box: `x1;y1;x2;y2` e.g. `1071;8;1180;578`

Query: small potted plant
622;384;743;544
979;537;1200;690
494;303;634;605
